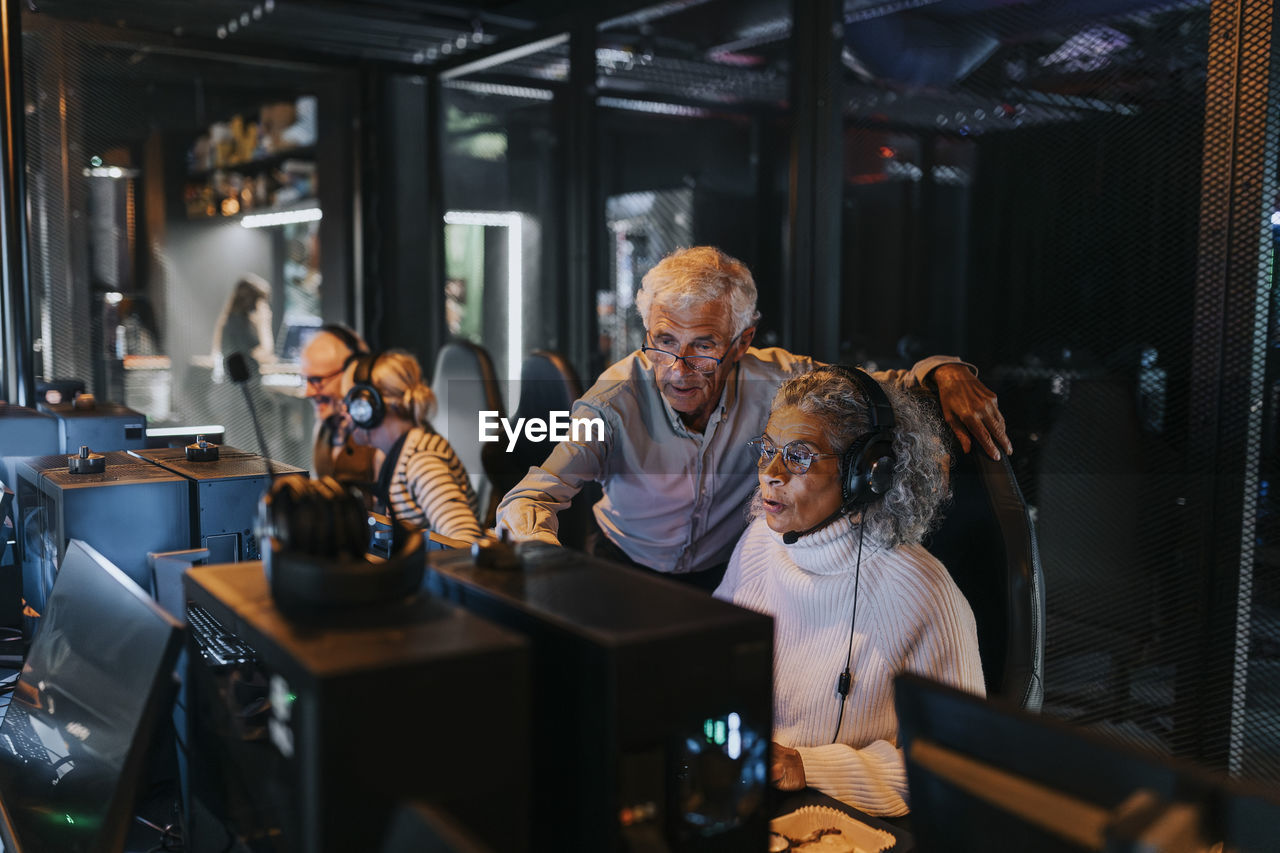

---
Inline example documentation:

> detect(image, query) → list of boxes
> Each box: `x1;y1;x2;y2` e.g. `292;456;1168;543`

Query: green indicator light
704;719;715;743
714;720;726;746
288;693;298;703
65;815;74;825
89;156;102;167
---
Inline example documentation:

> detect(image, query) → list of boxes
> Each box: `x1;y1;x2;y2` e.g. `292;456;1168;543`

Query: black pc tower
424;543;774;852
184;562;531;853
0;405;58;626
128;445;306;824
15;451;190;617
129;445;305;564
37;398;147;453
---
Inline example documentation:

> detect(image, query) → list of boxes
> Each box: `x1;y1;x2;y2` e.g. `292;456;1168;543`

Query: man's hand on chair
932;363;1013;461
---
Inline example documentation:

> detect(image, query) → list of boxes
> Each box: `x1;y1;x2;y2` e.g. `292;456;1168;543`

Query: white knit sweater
715;515;984;817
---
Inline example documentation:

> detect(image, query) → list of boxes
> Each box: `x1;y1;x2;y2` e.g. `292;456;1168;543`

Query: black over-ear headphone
830;365;898;510
319;323;367;363
259;474;424;618
344;353;385;430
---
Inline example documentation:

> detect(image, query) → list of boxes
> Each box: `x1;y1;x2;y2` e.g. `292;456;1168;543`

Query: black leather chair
483;350;600;550
429;340;505;528
925;445;1046;711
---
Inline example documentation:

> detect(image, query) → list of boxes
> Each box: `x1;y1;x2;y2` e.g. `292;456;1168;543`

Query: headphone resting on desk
259;475;424;617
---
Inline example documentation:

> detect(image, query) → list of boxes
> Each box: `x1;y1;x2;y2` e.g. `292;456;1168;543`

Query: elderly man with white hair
495;246;1010;590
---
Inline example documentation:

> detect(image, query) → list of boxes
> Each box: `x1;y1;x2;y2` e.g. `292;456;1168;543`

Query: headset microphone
782;505;849;545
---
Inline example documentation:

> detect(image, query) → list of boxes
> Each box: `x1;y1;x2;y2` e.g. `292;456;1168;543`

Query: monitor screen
0;539;182;853
896;674;1280;853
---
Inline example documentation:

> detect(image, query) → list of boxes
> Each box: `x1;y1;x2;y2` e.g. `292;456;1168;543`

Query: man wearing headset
495;246;1012;591
299;324;378;494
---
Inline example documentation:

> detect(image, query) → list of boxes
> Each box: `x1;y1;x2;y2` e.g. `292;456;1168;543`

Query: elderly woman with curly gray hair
714;365;984;817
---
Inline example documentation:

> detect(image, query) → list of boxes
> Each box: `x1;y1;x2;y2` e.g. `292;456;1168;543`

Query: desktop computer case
16;451;190;614
426;544;774;852
184;563;531;853
129;446;305;564
38;400;147;453
0;405;60;492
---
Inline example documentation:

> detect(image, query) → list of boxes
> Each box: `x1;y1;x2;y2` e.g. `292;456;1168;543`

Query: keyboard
1;705;52;764
186;603;256;668
0;703;73;787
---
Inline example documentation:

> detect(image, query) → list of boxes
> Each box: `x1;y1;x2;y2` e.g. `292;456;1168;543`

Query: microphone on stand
224;352;276;479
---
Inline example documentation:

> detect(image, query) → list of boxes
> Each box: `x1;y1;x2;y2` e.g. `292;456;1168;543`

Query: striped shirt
715;514;984;816
386;427;482;543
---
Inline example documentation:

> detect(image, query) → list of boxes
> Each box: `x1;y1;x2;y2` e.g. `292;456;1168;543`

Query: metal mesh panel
836;0;1279;784
1201;0;1280;781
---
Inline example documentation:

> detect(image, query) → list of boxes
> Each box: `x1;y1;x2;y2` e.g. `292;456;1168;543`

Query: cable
831;520;866;744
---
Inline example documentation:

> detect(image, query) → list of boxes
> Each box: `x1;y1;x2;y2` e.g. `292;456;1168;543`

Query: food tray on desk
771;804;896;852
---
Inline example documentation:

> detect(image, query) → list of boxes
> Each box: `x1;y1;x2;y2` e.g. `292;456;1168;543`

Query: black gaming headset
258;474;425;618
829;365;898;510
344;352;386;430
319;323;366;361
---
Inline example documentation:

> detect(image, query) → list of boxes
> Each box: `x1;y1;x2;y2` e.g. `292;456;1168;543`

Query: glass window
439;42;564;393
22;16;351;467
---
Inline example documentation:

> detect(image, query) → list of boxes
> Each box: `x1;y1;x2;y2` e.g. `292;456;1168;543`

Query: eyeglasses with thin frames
304;366;345;388
747;436;840;475
641;333;740;374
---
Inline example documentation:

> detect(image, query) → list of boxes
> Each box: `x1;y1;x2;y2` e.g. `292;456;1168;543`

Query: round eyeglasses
304;366;345;388
747;436;840;475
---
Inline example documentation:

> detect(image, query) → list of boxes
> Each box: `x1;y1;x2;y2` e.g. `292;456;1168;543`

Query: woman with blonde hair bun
341;349;482;542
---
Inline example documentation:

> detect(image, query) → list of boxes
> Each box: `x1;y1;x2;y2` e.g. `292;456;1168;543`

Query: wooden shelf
186;145;316;181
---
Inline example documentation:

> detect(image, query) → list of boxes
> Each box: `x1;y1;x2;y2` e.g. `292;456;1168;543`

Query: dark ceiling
25;0;1211;134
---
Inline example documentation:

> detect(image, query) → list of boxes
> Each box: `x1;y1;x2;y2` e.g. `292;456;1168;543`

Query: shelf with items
187;95;317;174
183;158;317;221
186;145;316;183
182;94;319;220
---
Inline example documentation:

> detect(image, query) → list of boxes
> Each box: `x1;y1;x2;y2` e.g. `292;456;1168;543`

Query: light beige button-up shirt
495;347;958;574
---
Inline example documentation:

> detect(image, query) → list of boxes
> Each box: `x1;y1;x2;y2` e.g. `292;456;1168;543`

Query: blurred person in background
299;325;377;495
341;349;482;543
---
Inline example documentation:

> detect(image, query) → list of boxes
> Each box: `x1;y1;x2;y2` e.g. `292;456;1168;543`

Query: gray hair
764;367;951;548
635;246;761;338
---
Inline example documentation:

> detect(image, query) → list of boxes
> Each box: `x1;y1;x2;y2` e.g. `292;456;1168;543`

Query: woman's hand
770;741;806;791
931;363;1013;460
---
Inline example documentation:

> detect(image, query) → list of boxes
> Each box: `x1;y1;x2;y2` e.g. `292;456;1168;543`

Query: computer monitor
895;674;1280;853
0;539;183;853
143;425;227;450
